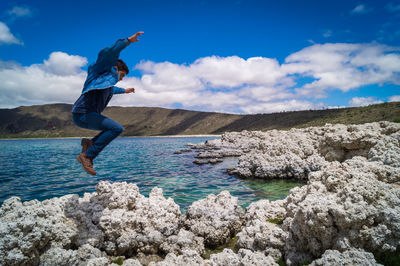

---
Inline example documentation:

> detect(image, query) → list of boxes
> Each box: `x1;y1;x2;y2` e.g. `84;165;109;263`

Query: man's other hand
126;88;135;93
128;32;144;43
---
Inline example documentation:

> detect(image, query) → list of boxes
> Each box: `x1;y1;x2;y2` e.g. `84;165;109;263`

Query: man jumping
72;31;144;175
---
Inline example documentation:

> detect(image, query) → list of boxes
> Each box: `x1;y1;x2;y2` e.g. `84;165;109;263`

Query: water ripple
0;137;302;210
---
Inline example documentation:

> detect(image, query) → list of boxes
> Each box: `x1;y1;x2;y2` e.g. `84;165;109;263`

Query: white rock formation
190;121;400;181
283;158;400;264
0;181;203;265
1;121;399;265
207;248;278;266
309;248;382;266
148;249;204;266
149;248;277;266
0;195;80;265
237;200;287;260
64;181;183;256
159;229;205;256
188;121;400;265
185;191;244;247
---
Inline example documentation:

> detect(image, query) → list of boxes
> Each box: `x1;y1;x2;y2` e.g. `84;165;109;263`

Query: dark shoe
76;153;96;176
81;138;93;153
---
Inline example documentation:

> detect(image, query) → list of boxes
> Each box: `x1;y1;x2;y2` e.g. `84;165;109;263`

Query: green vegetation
0;102;399;138
267;217;284;225
277;257;286;266
203;237;239;259
112;257;124;265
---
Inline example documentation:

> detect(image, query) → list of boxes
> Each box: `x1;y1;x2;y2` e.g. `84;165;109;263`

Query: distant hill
0;102;399;138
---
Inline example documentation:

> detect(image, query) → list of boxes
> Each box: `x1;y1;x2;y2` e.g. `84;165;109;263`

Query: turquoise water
0;137;302;211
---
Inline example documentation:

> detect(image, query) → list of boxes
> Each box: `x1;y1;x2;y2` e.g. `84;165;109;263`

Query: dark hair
115;59;129;74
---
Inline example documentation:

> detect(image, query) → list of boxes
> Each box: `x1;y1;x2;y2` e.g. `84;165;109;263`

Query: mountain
0;102;399;138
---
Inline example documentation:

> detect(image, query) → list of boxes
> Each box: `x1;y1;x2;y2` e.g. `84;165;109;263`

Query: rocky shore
1;121;399;265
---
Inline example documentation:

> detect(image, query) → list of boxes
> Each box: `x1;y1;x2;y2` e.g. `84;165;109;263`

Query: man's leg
72;113;98;175
80;130;103;153
91;131;103;143
84;112;124;160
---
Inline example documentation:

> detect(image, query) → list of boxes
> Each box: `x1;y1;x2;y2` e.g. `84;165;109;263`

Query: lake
0;136;302;211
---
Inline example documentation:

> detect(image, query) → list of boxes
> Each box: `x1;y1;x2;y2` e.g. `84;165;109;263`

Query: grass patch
267;217;284;225
393;117;400;123
203;237;238;259
112;257;124;265
277;257;286;266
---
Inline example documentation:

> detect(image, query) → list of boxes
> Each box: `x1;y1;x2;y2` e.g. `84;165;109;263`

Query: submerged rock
193;159;223;165
193;159;207;165
208;159;223;164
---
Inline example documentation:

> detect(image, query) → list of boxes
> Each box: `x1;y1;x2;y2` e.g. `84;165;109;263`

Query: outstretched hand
128;32;144;43
126;88;135;93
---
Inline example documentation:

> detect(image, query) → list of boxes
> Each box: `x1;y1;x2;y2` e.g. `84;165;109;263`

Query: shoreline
0;134;221;141
0;122;398;265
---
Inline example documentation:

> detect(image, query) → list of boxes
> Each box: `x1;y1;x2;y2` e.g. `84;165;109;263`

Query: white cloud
43;52;87;76
113;55;293;113
349;97;383;107
326;105;347;109
116;43;399;112
0;53;87;108
189;55;286;88
351;4;372;14
240;99;318;114
282;43;400;97
237;85;294;102
136;61;203;92
1;42;399;114
7;6;33;18
0;21;23;45
388;95;400;102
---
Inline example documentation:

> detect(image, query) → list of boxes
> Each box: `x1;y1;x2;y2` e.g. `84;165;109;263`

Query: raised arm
92;32;144;74
92;38;129;74
128;32;144;44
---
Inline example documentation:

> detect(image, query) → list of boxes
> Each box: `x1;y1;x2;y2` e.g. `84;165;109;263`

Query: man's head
114;59;129;81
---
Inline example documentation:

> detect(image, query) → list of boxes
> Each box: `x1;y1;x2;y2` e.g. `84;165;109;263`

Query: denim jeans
72;112;123;159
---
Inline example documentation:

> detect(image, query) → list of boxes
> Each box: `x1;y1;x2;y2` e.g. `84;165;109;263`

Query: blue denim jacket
72;38;130;113
82;38;130;94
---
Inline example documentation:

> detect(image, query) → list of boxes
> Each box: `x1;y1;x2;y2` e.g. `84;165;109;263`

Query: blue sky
0;0;399;113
